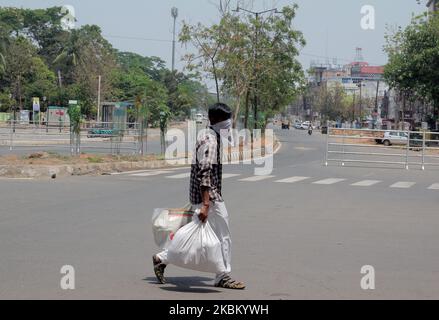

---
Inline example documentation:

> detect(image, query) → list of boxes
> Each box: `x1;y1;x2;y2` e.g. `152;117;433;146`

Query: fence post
341;128;345;167
325;127;329;166
422;130;426;170
139;121;144;156
9;120;13;151
70;124;74;156
405;130;410;170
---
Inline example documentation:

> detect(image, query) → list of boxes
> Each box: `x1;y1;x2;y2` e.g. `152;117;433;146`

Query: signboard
20;110;30;124
32;97;40;112
48;106;70;124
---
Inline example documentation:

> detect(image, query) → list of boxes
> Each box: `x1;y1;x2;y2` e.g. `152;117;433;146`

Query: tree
180;3;305;129
0;27;8;74
54;25;117;118
117;52;166;82
24;56;57;106
3;37;37;109
384;13;439;122
313;83;353;122
0;7;68;64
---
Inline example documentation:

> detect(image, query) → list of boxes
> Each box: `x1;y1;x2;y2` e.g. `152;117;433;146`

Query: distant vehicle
281;121;290;130
376;131;408;146
299;121;312;130
293;122;302;129
195;113;204;124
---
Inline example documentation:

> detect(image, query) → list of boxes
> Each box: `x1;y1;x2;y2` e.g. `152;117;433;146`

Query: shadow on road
144;276;221;294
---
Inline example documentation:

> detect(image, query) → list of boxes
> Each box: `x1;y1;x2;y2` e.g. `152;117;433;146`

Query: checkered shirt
189;128;223;205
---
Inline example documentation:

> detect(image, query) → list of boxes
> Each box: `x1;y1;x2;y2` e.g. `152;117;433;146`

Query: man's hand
199;187;210;223
198;204;209;223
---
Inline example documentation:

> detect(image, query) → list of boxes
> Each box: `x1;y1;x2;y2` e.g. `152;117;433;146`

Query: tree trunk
244;89;250;129
212;58;220;103
233;97;241;129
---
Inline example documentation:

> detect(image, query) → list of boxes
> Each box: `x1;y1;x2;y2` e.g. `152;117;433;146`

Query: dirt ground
0;152;163;166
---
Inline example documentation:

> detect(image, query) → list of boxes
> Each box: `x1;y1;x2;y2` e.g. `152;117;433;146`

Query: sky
0;0;427;76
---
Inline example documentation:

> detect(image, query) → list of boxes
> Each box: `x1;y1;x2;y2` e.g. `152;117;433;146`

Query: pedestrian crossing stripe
222;174;241;179
390;182;416;189
131;170;171;177
166;172;191;179
111;170;438;191
275;176;310;183
239;175;275;182
313;178;346;185
351;180;381;187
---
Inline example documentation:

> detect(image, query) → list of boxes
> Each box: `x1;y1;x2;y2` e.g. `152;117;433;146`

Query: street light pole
97;75;101;124
171;7;178;73
233;6;280;129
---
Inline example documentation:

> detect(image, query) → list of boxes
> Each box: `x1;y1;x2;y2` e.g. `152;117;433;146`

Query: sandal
214;276;246;290
152;255;166;284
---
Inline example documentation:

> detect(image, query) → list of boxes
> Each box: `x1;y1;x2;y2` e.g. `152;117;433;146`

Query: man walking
153;103;246;290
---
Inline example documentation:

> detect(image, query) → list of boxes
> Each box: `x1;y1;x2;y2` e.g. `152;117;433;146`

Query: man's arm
197;134;217;223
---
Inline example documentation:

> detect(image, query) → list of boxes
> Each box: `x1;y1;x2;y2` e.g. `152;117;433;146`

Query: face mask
210;119;232;135
210;119;234;147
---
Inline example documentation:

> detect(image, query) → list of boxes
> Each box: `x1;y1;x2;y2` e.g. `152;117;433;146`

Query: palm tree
53;30;82;67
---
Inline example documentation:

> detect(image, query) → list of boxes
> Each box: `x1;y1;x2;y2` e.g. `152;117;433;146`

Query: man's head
208;103;232;125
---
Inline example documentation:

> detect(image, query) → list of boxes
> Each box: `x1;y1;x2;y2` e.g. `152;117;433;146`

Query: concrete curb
0;160;189;179
0;137;280;179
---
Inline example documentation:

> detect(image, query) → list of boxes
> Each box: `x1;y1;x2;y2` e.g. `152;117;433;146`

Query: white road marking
275;176;310;183
222;174;241;179
313;178;346;185
428;183;439;190
111;166;189;175
131;171;171;177
351;180;381;187
239;175;275;182
294;147;316;151
111;169;153;175
390;181;416;189
166;172;191;179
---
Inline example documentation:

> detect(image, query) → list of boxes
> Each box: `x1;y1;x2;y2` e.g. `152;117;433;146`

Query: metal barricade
0;120;144;156
325;128;439;170
76;121;142;156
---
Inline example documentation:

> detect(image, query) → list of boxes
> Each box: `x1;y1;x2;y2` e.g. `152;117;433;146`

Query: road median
0;135;280;178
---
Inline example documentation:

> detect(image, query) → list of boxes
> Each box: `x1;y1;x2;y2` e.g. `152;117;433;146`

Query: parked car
300;121;312;130
293;122;302;129
377;131;408;146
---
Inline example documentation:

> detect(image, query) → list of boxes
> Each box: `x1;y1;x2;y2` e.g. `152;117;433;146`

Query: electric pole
171;7;178;73
97;75;101;123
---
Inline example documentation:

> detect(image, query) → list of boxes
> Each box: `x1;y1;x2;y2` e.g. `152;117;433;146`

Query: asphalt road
1;128;439;299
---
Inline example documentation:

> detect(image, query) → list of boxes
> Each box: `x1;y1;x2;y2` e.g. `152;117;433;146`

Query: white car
379;131;408;146
300;121;312;130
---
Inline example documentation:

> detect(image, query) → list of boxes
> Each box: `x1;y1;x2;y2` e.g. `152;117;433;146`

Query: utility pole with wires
171;7;178;73
232;5;280;129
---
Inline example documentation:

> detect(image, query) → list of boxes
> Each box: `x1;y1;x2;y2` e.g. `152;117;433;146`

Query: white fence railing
325;128;439;170
0;121;144;156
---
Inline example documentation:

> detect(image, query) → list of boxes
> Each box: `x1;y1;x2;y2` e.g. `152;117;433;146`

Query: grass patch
86;156;104;163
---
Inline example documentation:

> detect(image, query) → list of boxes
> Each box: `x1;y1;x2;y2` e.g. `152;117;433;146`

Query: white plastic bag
166;215;225;274
152;203;193;250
